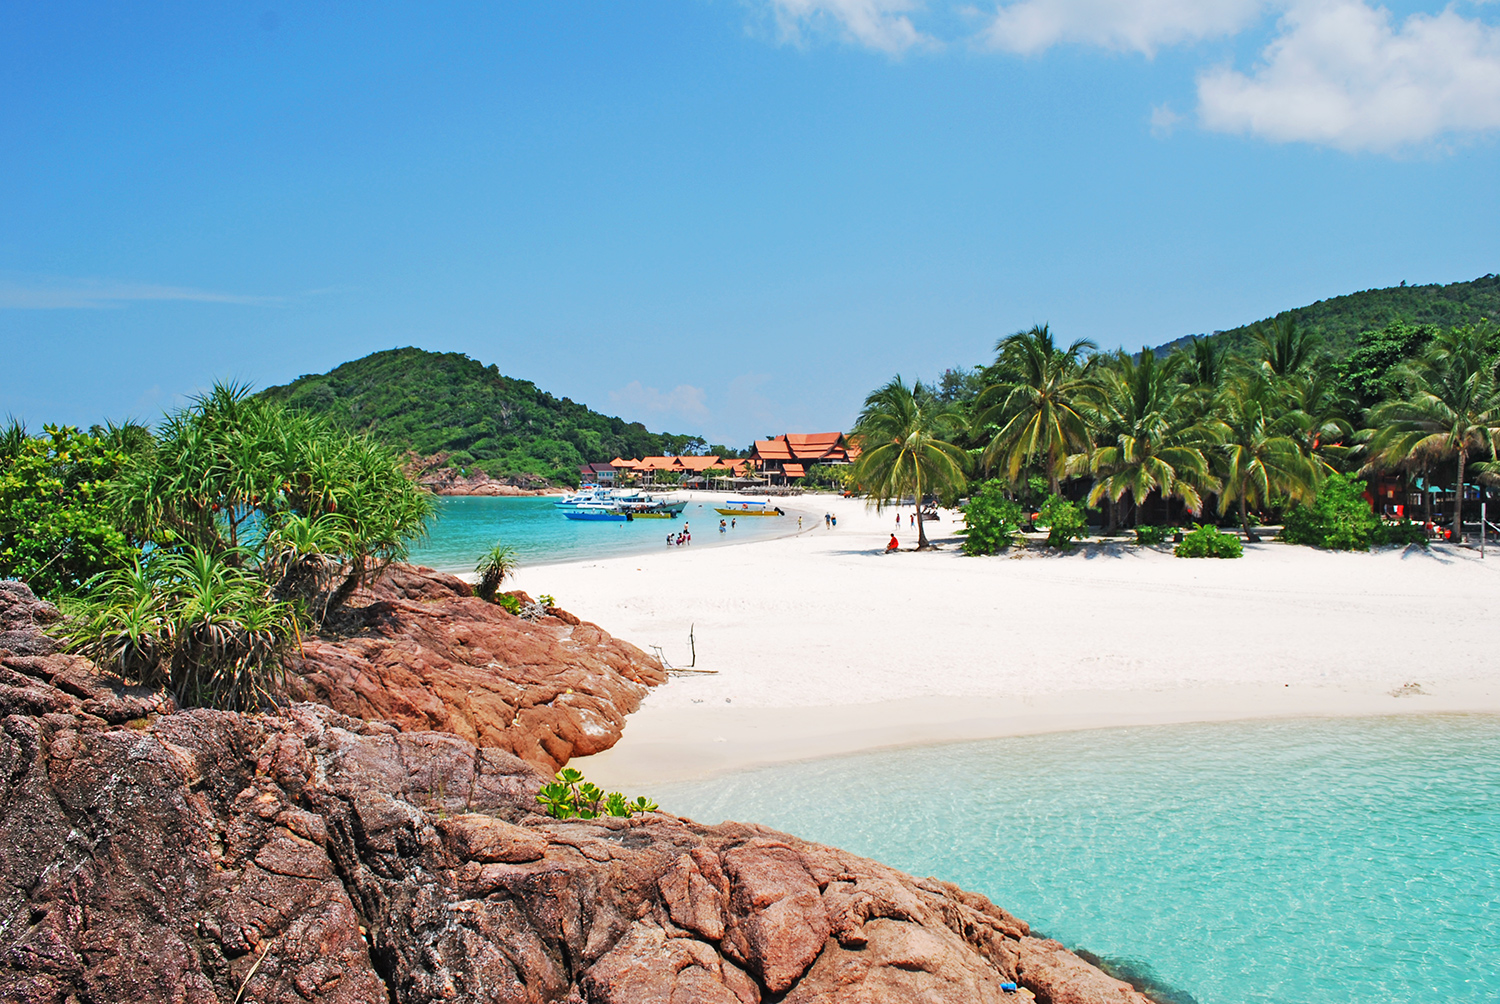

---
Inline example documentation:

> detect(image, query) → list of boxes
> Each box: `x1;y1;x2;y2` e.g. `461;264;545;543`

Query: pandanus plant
475;543;519;602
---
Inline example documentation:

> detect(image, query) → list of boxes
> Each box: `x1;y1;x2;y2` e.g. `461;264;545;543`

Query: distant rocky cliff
0;580;1154;1004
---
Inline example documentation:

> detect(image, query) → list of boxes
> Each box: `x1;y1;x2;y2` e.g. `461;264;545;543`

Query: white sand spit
506;492;1500;787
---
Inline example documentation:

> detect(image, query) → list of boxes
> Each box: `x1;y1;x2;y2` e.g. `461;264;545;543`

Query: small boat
562;506;630;521
713;499;783;517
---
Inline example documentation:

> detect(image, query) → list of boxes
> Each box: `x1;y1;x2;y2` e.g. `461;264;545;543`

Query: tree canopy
260;348;710;484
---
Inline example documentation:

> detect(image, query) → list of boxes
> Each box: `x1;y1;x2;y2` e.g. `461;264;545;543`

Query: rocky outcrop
0;582;1157;1004
285;565;666;773
406;454;557;496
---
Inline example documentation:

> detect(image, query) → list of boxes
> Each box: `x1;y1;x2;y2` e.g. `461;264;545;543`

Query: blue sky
2;1;1497;448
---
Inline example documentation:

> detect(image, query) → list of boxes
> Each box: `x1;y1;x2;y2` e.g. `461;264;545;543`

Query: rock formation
285;565;667;773
404;453;557;496
0;581;1155;1003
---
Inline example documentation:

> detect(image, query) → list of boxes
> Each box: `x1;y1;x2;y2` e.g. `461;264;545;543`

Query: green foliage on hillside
1144;274;1500;360
260;348;704;484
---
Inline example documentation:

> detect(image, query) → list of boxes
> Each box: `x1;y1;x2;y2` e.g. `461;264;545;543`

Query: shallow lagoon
656;715;1500;1004
406;495;800;573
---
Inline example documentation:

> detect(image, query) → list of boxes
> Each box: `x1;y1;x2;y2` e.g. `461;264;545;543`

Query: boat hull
562;510;629;521
713;507;780;516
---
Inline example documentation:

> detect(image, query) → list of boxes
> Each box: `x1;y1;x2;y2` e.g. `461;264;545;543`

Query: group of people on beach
717;517;737;534
667;522;692;546
823;512;837;528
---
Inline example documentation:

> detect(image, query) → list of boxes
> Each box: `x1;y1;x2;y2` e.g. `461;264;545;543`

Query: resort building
749;432;859;484
577;462;617;484
602;455;756;487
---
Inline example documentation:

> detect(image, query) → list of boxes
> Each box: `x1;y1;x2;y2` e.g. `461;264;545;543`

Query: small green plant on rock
495;592;522;615
536;767;658;819
538;593;556;607
476;543;519;601
1174;523;1243;558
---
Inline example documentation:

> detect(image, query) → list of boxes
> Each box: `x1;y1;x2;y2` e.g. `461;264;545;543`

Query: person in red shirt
886;534;899;552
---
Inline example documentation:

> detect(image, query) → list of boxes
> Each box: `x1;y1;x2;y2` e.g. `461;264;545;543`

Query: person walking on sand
798;516;803;529
909;512;915;528
886;534;899;553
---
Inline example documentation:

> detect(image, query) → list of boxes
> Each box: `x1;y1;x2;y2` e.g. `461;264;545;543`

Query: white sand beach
509;492;1500;788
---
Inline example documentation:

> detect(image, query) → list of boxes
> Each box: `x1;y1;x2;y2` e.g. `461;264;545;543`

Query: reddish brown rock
285;564;665;772
0;581;1161;1004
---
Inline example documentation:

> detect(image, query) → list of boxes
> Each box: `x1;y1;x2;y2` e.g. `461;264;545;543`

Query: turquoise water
406;496;800;572
656;716;1500;1004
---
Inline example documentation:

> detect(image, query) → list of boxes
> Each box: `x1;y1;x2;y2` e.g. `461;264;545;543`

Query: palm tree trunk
915;466;929;549
1239;495;1252;539
1105;497;1115;534
1454;449;1467;543
1423;467;1433;527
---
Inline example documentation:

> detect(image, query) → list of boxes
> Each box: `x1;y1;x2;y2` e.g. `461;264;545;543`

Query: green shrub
536;767;658;819
1135;525;1172;546
958;480;1024;555
1174;524;1243;558
1037;494;1090;549
495;592;522;615
1380;518;1428;548
0;423;135;599
1281;473;1383;551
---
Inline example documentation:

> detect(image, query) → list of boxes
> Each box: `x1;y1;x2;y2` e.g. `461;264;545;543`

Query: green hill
1143;273;1500;358
260;348;704;484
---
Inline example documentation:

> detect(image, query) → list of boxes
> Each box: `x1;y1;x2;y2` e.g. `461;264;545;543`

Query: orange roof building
749;432;856;482
597;455;759;484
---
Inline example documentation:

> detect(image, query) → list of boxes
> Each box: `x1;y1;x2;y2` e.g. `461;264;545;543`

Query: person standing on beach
731;518;736;528
798;516;803;529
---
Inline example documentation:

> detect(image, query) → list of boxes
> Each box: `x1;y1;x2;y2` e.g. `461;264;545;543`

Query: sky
2;1;1498;449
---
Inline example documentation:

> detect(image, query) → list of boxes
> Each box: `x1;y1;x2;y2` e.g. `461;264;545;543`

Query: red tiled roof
675;455;723;472
782;463;806;477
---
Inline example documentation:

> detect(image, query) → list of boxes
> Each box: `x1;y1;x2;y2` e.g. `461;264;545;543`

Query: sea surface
655;715;1500;1004
406;495;802;573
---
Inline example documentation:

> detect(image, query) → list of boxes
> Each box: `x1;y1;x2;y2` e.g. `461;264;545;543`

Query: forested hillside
261;348;704;484
1144;273;1499;359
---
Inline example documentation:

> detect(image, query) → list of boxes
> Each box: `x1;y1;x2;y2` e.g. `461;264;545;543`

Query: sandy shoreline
506;491;1500;788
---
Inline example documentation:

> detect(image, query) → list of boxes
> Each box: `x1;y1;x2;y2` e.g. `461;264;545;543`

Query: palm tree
1277;369;1354;476
975;324;1098;492
851;377;968;550
1077;351;1219;527
1211;372;1318;539
1366;325;1500;542
476;543;519;601
1256;314;1320;377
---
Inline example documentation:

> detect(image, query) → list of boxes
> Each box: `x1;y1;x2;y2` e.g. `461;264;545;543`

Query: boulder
285;564;666;772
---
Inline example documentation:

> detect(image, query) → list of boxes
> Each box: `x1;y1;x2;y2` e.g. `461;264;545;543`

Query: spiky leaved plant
475;543;518;602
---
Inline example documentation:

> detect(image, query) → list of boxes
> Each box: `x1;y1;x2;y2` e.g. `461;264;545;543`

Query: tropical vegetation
0;383;434;711
1174;524;1244;559
850;377;969;550
260;347;727;485
851;298;1500;552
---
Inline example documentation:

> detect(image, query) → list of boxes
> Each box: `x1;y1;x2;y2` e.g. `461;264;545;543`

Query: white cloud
980;0;1266;55
1197;1;1500;151
608;381;711;421
763;0;931;54
0;275;278;309
1151;102;1185;135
